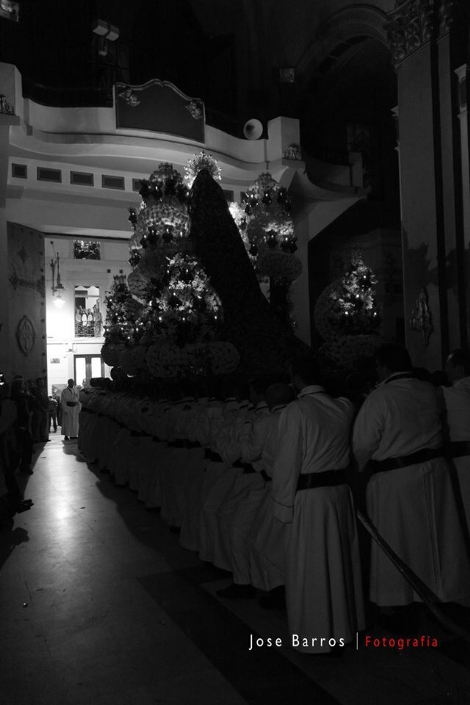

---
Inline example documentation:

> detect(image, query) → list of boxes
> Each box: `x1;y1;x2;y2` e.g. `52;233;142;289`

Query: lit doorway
74;355;104;387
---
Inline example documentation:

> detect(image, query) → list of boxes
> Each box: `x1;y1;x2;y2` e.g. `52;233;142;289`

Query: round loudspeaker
243;119;263;140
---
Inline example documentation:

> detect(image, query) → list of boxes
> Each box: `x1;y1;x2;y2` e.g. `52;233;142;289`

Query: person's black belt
297;469;346;491
448;440;470;458
231;462;270;481
368;446;445;473
186;440;200;449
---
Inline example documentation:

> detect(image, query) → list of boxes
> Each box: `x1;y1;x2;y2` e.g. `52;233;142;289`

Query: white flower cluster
246;211;294;246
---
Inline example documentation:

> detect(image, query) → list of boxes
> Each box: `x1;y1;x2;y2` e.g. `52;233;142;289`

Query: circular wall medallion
16;315;36;356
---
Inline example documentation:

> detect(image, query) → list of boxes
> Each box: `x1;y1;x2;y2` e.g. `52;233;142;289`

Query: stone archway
299;30;401;348
301;37;398;204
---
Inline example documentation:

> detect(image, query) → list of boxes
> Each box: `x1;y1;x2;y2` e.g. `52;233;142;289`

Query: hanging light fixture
53;292;65;308
51;241;65;305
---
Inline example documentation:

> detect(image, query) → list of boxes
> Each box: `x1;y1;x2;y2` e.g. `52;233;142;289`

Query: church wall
455;65;470;347
0;209;11;380
6;222;47;383
396;43;443;370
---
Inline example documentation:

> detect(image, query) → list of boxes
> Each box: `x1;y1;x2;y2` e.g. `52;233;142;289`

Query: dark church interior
2;1;470;703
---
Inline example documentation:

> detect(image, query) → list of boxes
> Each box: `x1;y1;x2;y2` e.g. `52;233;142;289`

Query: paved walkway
1;433;470;704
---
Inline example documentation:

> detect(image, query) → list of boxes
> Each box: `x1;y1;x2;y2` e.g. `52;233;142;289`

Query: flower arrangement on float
240;172;301;286
102;159;242;379
132;253;223;347
314;253;382;369
128;163;191;271
103;153;306;379
243;173;295;246
103;275;142;342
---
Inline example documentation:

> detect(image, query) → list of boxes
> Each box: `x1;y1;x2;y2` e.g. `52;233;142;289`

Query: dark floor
1;433;470;704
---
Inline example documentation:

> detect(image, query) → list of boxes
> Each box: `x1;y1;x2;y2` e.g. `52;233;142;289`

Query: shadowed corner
0;526;29;571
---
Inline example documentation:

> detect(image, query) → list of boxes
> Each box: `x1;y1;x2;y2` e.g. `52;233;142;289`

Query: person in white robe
179;393;224;554
353;342;470;620
440;348;470;537
60;379;80;440
272;355;365;654
179;393;211;551
212;392;269;589
198;393;240;565
216;383;295;600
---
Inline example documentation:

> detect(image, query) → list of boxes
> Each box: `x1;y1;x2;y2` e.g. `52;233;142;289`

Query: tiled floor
1;433;470;704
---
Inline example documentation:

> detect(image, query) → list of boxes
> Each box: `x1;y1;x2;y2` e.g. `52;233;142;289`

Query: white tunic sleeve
271;404;304;523
352;392;384;471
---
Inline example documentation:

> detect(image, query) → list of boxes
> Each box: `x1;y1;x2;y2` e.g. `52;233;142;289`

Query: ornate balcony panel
386;0;436;68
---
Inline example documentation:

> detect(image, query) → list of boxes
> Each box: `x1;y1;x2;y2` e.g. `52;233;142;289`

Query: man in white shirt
353;343;470;626
272;355;364;654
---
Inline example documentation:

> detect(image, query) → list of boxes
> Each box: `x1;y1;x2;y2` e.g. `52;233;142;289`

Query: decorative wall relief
283;144;302;161
410;287;434;345
386;0;467;67
9;269;45;296
185;100;203;120
386;0;435;67
7;223;46;377
118;87;140;108
0;93;14;115
16;315;36;356
438;0;469;36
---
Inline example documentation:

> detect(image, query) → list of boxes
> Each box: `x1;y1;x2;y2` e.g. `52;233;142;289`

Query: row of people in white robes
78;372;366;655
78;384;290;592
79;346;470;654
